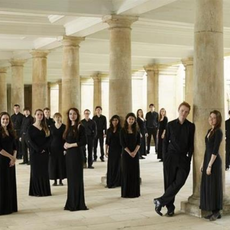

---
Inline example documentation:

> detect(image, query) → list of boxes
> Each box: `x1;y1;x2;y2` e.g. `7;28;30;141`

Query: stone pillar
47;82;51;109
92;72;102;110
31;50;49;113
182;58;194;122
62;36;84;121
10;59;26;112
181;0;230;216
0;67;8;112
104;15;138;121
58;80;62;113
144;64;159;112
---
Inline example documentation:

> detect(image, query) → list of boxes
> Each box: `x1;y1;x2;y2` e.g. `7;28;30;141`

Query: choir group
0;102;224;221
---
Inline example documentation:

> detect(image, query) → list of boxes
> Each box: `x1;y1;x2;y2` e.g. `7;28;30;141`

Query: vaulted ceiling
0;0;229;84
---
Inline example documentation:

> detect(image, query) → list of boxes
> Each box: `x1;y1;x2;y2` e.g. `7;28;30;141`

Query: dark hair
149;104;154;108
109;115;121;132
14;104;20;108
178;101;191;111
159;108;166;121
34;109;50;137
137;109;144;118
63;108;81;139
123;112;137;134
84;109;91;113
209;110;222;138
53;112;62;119
228;110;230;115
95;106;102;110
43;107;50;111
0;112;16;138
23;107;31;112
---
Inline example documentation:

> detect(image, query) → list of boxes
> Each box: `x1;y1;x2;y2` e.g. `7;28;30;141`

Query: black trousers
226;139;230;169
83;136;94;167
94;133;104;160
21;134;29;163
15;131;22;159
158;154;190;211
146;127;157;152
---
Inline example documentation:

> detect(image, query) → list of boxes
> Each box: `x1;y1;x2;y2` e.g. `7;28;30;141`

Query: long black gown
64;125;88;211
137;117;147;157
200;128;223;212
157;116;168;160
106;128;122;188
120;128;141;198
49;124;66;180
0;134;17;215
27;125;51;196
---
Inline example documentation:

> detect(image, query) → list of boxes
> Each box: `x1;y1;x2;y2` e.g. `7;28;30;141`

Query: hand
206;166;211;175
9;156;16;167
103;134;106;138
105;151;109;158
19;137;22;142
41;150;45;153
130;152;136;158
161;134;165;139
64;142;71;149
145;133;148;137
140;133;143;138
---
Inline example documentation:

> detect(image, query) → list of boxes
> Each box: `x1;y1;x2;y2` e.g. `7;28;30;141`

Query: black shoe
100;157;105;162
27;162;30;165
59;182;64;186
139;156;145;159
204;214;213;219
147;151;150;154
209;213;221;221
94;158;97;162
153;199;163;216
159;159;163;162
166;210;174;217
88;166;94;169
19;162;26;165
53;182;57;186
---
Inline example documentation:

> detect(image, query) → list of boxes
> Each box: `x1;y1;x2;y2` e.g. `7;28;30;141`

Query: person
49;113;66;186
200;110;223;221
93;106;107;162
19;108;33;165
145;104;159;154
81;109;97;169
153;102;195;217
120;113;141;198
225;110;230;170
105;115;122;188
63;108;88;211
157;108;168;162
11;104;24;159
43;107;54;129
136;109;148;159
0;112;17;215
27;109;51;197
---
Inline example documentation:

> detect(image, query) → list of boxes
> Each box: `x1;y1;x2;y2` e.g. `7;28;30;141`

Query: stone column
0;67;8;112
104;15;138;121
92;72;102;110
58;80;62;113
144;64;159;112
62;36;84;121
181;0;230;216
10;59;26;112
182;58;194;122
31;50;49;113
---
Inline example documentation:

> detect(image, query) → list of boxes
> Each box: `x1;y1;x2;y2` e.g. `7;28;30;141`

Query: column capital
91;72;102;82
30;50;50;58
181;57;193;67
62;36;85;47
9;59;26;66
103;15;138;29
144;64;159;74
0;67;8;73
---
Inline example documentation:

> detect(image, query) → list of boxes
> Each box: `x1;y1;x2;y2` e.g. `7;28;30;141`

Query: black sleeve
120;129;127;148
188;123;195;158
136;132;141;146
164;117;168;129
104;116;107;132
27;127;40;152
93;120;97;138
163;123;170;157
105;129;110;145
213;129;223;155
76;125;87;147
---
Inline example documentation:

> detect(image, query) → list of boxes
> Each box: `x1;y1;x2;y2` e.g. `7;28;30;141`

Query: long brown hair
34;109;50;137
0;112;16;138
209;110;222;137
159;108;166;121
136;109;144;118
63;108;81;139
123;112;138;135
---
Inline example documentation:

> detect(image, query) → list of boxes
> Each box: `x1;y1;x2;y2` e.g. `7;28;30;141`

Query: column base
181;195;230;217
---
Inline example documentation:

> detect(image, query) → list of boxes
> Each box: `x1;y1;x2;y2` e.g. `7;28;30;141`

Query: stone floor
1;148;230;230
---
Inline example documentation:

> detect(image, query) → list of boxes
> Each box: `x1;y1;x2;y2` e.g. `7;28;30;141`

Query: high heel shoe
209;212;221;221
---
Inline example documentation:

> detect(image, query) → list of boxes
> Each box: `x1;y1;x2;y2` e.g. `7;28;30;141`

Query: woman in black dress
27;109;51;197
49;113;66;186
157;108;168;162
200;110;223;221
120;113;141;198
0;112;17;215
136;109;148;159
63;108;88;211
105;115;122;188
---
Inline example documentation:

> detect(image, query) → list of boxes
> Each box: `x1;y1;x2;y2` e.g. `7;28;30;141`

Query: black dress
157;117;168;160
106;128;122;188
137;117;147;157
0;134;17;215
120;129;141;198
49;124;66;180
200;128;223;211
64;125;88;211
27;125;51;196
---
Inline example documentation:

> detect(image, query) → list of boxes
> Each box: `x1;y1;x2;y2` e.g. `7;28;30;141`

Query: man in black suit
154;102;195;217
225;110;230;170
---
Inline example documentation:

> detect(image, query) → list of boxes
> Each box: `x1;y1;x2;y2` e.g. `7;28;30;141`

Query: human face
1;115;9;128
178;105;190;121
14;106;20;114
149;106;155;112
44;109;50;118
112;118;119;127
24;110;30;117
54;115;62;123
127;116;135;126
84;110;90;119
95;108;102;115
161;109;166;117
138;110;143;117
69;110;78;122
209;113;217;127
35;111;43;121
